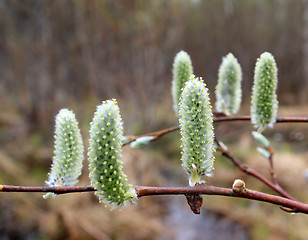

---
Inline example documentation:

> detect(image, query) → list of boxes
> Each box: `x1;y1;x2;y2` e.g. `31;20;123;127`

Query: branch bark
1;115;307;214
123;115;308;146
124;115;304;201
213;115;308;123
135;185;308;214
267;145;278;185
216;142;296;201
0;184;307;214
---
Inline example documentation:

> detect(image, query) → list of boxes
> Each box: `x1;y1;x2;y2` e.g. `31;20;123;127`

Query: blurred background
0;0;308;239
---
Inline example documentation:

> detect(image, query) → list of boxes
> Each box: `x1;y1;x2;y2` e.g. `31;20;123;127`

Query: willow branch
216;141;296;201
123;116;308;146
267;145;278;185
136;185;308;214
0;185;95;194
123;125;179;146
123;115;306;199
0;184;307;214
213;115;308;123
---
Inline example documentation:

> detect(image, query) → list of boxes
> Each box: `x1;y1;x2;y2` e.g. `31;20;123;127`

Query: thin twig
124;115;305;200
123;116;308;146
1;115;305;213
123;126;179;146
0;184;307;214
267;145;278;185
214;115;308;123
0;185;95;194
134;185;308;214
216;141;296;201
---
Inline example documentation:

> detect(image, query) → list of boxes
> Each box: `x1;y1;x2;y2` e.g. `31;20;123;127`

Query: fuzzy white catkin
172;50;193;115
179;76;215;186
251;52;278;132
88;99;137;209
215;53;242;115
46;109;84;188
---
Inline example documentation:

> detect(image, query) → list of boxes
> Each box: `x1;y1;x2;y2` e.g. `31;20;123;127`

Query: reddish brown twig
0;184;95;194
123;116;308;146
216;142;296;201
267;145;278;185
123;125;179;146
134;185;308;214
213;115;308;123
1;115;305;214
0;184;307;214
124;115;304;200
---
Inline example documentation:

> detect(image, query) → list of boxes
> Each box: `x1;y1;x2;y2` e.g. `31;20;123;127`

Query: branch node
280;206;298;214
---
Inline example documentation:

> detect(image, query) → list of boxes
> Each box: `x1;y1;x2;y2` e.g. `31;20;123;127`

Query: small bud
257;147;270;159
172;51;193;115
130;136;155;148
43;192;56;199
232;179;246;194
215;53;242;115
252;131;270;148
121;136;130;145
218;141;228;151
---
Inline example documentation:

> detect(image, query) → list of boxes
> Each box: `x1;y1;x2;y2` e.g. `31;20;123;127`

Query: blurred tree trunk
302;0;308;103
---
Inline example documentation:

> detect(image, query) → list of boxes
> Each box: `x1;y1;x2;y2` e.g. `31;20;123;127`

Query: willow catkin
172;50;193;115
88;99;136;208
179;77;215;186
215;53;242;115
251;52;278;132
46;109;84;188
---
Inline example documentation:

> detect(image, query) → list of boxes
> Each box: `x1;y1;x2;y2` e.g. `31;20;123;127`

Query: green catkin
130;136;155;148
215;53;242;115
251;131;270;148
257;147;270;159
179;76;215;186
46;109;84;188
88;99;137;209
172;50;193;115
251;52;278;132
